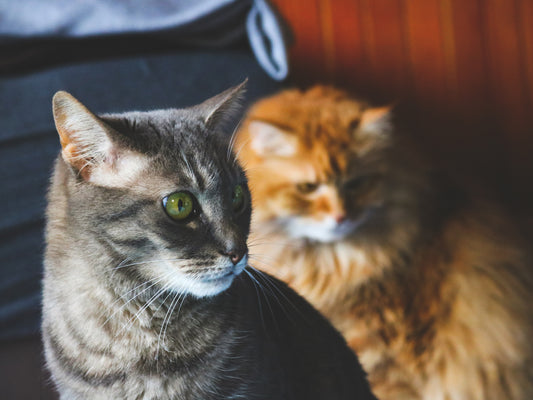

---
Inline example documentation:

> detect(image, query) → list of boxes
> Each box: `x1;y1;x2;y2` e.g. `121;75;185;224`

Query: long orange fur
236;86;533;400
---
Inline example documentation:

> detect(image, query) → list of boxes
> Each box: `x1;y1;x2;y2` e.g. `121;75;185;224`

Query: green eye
232;184;245;213
163;192;195;221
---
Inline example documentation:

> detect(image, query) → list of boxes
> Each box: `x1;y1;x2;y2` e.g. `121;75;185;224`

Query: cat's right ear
359;105;393;137
53;91;109;176
200;80;248;130
246;120;298;157
52;91;144;186
53;91;115;181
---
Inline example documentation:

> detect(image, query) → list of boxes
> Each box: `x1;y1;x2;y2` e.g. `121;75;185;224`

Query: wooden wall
270;0;533;211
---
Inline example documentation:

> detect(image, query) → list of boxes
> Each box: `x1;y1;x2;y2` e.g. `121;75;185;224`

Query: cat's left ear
197;79;247;129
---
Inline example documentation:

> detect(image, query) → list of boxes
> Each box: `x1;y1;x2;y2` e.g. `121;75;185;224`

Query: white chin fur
153;256;248;298
286;216;364;243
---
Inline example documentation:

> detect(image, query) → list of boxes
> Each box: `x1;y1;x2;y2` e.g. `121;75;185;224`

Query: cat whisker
86;277;175;377
248;254;283;271
122;282;172;332
241;165;278;173
105;272;176;335
109;256;134;279
248;250;295;267
116;257;132;269
243;268;268;332
180;150;197;183
113;258;189;270
247;254;284;272
158;271;199;351
244;267;283;333
226;114;246;162
100;273;171;328
247;265;307;323
156;288;183;363
232;135;254;166
247;239;303;250
162;288;189;359
149;289;176;326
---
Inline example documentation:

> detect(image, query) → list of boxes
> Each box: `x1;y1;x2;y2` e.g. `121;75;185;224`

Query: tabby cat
235;85;533;400
42;83;377;400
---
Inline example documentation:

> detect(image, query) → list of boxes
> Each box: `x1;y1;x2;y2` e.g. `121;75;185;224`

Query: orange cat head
235;86;395;243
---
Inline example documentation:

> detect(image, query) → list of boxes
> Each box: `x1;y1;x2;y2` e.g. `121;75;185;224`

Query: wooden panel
484;0;529;169
270;0;533;210
520;0;533;117
512;0;533;193
282;0;326;82
363;0;409;97
324;0;367;89
403;0;448;107
450;0;488;119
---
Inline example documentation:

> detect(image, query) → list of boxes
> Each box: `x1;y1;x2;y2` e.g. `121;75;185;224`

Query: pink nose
219;248;247;265
228;251;245;265
335;215;347;224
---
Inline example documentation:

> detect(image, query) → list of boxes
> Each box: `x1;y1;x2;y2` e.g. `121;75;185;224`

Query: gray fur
43;83;376;399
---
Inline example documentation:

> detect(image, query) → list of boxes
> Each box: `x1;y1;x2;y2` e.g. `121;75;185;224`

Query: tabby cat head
236;85;411;243
51;82;251;297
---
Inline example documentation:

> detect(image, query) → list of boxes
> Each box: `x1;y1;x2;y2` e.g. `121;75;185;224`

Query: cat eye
344;175;376;192
232;184;246;213
163;191;196;221
348;119;360;131
296;182;319;194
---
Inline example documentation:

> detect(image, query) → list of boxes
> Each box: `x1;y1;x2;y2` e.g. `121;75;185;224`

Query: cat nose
219;247;247;265
335;214;347;224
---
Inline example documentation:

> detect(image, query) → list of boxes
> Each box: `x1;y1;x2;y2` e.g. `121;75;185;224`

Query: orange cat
235;86;533;400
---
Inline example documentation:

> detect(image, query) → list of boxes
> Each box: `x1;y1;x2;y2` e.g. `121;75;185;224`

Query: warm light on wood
270;0;533;211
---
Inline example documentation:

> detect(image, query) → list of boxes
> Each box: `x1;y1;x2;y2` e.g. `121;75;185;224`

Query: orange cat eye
296;182;319;194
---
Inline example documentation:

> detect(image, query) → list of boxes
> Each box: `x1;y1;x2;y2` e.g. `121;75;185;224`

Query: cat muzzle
219;247;248;266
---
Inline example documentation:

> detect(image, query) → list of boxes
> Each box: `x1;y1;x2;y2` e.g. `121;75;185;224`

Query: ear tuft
52;91;113;177
359;105;393;136
52;92;148;187
247;120;298;157
202;79;248;129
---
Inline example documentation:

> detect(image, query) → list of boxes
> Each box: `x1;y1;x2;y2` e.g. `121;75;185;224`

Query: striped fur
236;86;533;400
42;85;376;399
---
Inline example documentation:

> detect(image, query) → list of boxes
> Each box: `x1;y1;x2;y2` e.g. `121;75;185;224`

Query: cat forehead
261;152;347;184
117;151;240;202
248;110;364;151
101;109;221;161
105;108;206;138
99;109;241;192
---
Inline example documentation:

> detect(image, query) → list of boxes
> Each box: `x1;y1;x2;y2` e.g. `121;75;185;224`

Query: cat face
52;83;252;297
236;86;391;243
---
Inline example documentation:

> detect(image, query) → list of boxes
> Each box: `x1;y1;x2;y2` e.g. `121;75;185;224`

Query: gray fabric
0;0;245;41
247;0;288;80
0;0;289;80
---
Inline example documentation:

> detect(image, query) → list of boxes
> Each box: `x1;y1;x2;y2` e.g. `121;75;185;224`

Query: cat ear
53;91;114;176
359;105;393;136
199;79;248;129
247;120;298;157
52;91;145;186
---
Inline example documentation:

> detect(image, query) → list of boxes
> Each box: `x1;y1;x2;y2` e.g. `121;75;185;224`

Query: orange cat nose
219;248;247;265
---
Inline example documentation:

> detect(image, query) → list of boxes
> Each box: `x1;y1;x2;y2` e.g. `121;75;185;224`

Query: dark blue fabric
0;48;281;340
